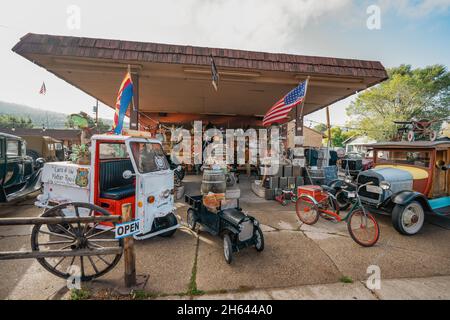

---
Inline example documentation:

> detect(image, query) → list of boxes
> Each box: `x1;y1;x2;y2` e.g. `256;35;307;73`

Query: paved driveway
1;176;450;299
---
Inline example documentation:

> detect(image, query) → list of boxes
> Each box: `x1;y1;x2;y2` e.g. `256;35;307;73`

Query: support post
122;203;136;287
130;72;139;130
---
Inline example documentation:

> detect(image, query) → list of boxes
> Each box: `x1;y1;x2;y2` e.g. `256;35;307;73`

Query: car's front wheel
392;201;425;236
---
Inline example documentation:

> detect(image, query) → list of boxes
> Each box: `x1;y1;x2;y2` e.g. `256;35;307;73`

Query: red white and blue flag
263;79;308;127
112;71;134;135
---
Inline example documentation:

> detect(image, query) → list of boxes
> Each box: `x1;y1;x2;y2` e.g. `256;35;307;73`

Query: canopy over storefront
13;33;388;129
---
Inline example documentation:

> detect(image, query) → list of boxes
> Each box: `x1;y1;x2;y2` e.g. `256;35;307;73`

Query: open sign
115;220;141;239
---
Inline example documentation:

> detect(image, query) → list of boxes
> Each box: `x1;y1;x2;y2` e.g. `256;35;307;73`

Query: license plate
347;191;356;198
366;185;382;194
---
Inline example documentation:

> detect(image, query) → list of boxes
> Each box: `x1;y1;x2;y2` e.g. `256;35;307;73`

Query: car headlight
380;181;391;190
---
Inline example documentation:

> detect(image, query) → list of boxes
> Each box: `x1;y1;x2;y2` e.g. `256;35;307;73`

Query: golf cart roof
366;140;450;150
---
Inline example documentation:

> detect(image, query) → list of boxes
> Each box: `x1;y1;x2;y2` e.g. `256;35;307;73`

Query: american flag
39;82;46;95
263;80;308;127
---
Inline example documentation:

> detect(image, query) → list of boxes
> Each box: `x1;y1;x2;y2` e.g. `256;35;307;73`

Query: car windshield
376;149;431;168
129;141;169;174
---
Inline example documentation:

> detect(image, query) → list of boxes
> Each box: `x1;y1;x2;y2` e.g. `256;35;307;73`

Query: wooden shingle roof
13;33;388;79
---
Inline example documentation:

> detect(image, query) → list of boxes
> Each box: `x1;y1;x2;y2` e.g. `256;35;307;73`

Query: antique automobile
35;133;179;240
185;194;264;264
0;132;44;202
357;141;450;235
23;135;64;162
341;152;374;177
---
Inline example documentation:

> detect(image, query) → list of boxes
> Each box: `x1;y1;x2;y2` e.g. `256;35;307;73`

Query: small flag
211;55;219;91
112;71;134;135
39;82;46;95
263;79;309;127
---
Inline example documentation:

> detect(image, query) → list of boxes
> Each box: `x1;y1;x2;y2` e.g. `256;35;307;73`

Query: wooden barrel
201;169;226;195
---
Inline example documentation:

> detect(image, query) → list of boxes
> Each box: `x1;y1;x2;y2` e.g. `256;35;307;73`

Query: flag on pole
39;82;46;95
112;71;134;135
211;55;219;91
262;80;308;127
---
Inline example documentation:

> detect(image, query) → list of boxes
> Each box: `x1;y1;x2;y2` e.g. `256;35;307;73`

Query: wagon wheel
407;130;415;142
31;202;123;281
429;131;437;141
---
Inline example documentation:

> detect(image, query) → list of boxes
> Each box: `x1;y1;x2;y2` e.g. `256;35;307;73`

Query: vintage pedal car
357;140;450;235
185;194;264;264
35;133;179;239
0;132;44;202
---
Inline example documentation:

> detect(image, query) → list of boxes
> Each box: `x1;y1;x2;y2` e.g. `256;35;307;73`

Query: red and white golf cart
35;133;179;240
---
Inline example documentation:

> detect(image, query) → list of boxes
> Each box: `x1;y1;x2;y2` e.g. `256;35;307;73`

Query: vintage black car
0;133;44;202
185;194;264;264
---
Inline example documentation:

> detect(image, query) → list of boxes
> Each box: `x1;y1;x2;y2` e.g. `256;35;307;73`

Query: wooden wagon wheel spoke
86;227;115;240
84;222;100;237
31;202;123;281
39;240;75;246
52;256;67;269
38;229;75;241
81;209;94;235
54;224;77;238
87;256;100;274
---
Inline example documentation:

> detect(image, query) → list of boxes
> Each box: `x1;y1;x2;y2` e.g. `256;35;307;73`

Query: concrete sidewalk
188;276;450;300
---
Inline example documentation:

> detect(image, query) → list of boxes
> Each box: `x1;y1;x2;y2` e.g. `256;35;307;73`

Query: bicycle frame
299;182;372;222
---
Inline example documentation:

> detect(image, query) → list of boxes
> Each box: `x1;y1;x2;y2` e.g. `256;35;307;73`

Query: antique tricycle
185;194;264;264
35;132;179;241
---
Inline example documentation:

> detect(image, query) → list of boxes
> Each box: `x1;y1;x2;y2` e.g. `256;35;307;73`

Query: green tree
66;112;111;133
0;115;34;129
313;123;327;134
324;127;359;148
346;64;450;141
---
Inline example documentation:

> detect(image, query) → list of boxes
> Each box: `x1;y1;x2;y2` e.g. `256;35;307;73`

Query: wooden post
122;203;136;287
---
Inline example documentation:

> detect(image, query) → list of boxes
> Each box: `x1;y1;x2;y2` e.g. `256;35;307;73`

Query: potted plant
71;144;90;165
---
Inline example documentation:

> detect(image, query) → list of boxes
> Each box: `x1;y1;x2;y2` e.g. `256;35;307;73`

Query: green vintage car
0;132;44;202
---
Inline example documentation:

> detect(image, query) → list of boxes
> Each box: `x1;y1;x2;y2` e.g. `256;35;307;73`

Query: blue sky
0;0;449;127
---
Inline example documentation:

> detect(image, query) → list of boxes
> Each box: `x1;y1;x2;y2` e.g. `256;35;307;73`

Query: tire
223;233;233;264
347;210;380;247
158;213;178;237
186;209;197;231
254;226;264;252
392;201;425;236
295;195;320;225
335;190;351;211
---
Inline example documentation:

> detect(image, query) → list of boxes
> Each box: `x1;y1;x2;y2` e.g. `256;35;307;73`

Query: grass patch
186;237;205;296
131;290;158;300
70;288;91;300
339;276;354;284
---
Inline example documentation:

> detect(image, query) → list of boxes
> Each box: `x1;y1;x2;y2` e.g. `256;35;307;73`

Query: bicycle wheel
296;195;320;225
347;210;380;247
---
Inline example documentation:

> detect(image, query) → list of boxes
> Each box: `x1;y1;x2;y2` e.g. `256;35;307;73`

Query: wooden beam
0;216;120;226
0;248;123;260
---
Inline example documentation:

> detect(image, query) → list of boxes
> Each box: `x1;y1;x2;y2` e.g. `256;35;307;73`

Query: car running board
133;224;180;240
